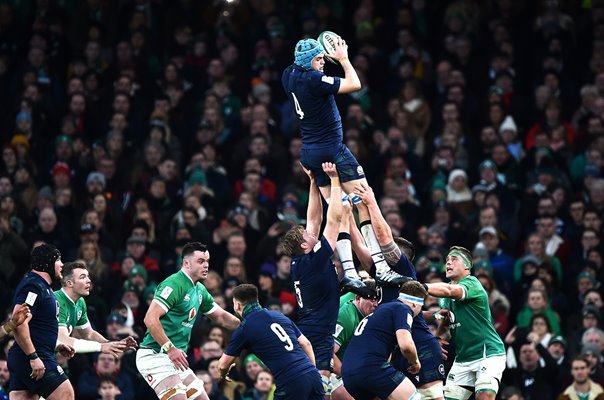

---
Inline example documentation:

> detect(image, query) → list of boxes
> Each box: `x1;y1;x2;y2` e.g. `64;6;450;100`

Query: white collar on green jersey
60;288;77;305
179;269;196;286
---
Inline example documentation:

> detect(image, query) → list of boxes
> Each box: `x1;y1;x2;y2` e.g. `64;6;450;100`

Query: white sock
360;222;390;277
336;234;359;279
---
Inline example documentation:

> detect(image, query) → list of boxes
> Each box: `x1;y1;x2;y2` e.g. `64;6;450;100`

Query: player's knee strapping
419;382;444;399
158;383;187;400
475;376;499;394
443;384;472;400
321;374;333;396
185;379;205;400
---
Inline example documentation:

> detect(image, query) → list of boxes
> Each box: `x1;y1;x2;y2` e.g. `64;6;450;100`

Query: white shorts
446;355;506;392
136;348;195;389
330;374;344;392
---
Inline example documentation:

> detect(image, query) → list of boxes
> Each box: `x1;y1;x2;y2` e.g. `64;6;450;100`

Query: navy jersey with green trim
282;64;342;148
224;308;316;385
10;272;58;358
291;236;339;335
342;301;413;371
379;254;434;344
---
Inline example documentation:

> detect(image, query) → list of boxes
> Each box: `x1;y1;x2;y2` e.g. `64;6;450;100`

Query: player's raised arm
332;37;361;94
206;306;240;330
322;162;343;249
302;163;323;239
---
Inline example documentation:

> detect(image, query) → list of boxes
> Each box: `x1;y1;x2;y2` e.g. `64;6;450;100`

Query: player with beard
8;243;76;400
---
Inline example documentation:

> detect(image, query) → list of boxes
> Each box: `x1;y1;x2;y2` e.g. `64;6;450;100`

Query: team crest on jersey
356;166;365;176
188;308;196;321
160;286;173;299
439;364;445;376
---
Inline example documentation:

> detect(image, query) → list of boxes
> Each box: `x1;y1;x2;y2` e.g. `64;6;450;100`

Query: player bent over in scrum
342;281;427;400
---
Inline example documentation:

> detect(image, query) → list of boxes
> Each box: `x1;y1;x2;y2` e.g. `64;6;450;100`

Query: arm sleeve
394;305;413;332
392;253;417;279
199;285;218;315
308;71;341;96
14;283;42;314
333;309;353;346
153;277;180;311
458;277;480;302
224;326;246;357
310;237;335;271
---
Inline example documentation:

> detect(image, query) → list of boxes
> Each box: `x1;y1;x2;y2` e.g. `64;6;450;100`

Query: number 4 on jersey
291;92;304;119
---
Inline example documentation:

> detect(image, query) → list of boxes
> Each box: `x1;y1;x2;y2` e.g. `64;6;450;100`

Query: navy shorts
343;362;406;400
305;333;334;372
391;337;445;386
301;143;364;187
274;369;325;400
8;351;69;397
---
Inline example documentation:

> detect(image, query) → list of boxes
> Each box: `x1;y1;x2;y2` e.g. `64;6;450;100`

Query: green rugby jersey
333;299;363;361
55;288;90;335
439;275;505;362
141;270;217;352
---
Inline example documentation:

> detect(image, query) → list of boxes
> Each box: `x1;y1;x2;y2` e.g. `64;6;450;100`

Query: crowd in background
0;0;604;399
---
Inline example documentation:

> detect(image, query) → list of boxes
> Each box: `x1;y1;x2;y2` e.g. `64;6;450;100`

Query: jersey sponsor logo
334;324;344;337
160;286;173;300
77;310;82;320
438;364;445;376
25;292;38;306
57;365;64;375
356;166;365;176
321;76;335;84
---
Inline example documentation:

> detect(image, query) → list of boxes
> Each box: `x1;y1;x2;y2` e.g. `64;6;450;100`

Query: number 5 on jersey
291;92;304;119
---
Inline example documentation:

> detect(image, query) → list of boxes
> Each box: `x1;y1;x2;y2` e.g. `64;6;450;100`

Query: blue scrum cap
294;39;324;70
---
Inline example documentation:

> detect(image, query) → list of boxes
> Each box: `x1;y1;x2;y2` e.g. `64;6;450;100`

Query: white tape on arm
73;339;102;353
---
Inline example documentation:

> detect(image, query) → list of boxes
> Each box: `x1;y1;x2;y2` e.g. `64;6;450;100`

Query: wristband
27;352;38;360
339;56;348;63
161;341;175;353
73;339;102;353
0;325;9;336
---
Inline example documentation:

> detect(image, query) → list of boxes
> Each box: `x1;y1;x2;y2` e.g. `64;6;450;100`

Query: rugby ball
318;30;341;64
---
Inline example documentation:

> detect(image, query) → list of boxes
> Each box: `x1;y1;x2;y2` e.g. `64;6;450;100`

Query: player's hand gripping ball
318;31;341;64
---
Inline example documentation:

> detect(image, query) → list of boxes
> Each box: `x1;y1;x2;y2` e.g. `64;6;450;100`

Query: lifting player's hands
29;357;46;380
407;359;421;375
101;340;127;357
168;346;189;371
8;303;31;332
221;363;236;382
331;36;349;62
121;335;138;351
57;342;75;359
300;162;314;180
353;182;376;205
322;162;338;178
